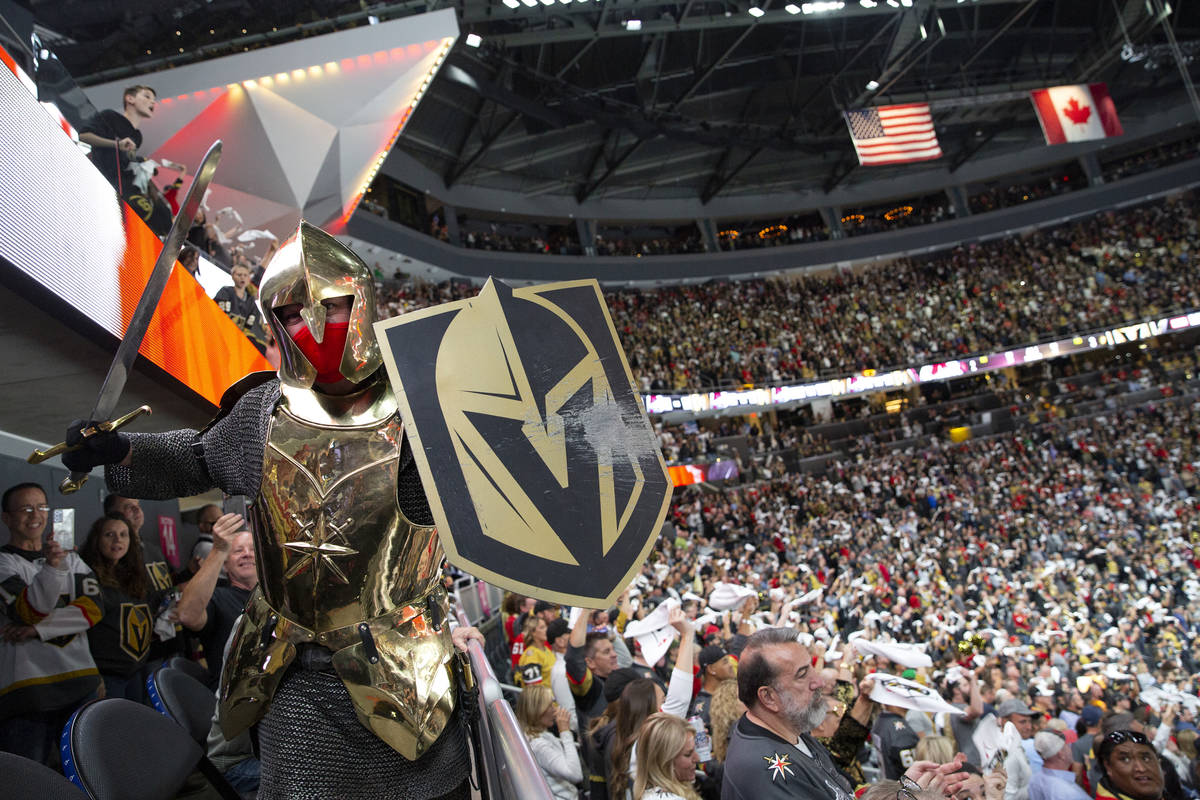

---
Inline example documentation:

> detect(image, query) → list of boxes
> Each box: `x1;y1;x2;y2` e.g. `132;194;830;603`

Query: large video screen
0;46;271;406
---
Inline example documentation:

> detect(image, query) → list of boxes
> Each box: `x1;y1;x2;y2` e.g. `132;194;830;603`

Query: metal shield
374;278;670;607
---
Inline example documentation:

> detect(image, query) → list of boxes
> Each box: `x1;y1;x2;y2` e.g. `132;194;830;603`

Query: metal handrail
455;608;554;800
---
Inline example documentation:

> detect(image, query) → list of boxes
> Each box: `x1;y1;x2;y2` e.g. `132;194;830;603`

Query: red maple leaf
1062;96;1091;125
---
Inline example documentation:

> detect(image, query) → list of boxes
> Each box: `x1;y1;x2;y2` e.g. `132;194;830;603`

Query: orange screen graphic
117;206;273;404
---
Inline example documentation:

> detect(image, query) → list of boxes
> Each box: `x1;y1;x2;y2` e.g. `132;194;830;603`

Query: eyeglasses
10;505;50;515
898;775;921;800
1105;730;1150;746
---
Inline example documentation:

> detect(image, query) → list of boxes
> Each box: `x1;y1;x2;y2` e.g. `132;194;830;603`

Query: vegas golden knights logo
375;278;671;606
120;602;152;660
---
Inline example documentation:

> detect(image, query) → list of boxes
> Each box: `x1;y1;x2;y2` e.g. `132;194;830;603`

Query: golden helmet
257;221;382;389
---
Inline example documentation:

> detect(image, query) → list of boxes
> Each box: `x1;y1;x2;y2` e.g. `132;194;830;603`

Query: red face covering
290;321;350;384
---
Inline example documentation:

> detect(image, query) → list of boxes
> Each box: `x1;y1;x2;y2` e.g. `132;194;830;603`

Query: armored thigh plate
219;384;455;760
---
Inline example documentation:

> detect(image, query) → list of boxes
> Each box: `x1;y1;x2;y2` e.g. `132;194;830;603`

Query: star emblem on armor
764;753;794;782
283;512;358;584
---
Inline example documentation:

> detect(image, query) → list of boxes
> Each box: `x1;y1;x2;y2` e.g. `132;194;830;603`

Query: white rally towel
1030;83;1123;145
708;582;757;611
624;598;680;666
852;638;934;668
866;673;964;715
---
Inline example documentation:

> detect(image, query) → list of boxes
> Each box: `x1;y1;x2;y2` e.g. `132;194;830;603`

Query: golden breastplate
218;378;457;761
254;405;442;632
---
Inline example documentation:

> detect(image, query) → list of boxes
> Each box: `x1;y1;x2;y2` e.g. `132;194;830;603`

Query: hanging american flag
844;103;942;166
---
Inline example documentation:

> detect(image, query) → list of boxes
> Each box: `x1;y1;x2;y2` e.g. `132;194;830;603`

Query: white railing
453;585;554;800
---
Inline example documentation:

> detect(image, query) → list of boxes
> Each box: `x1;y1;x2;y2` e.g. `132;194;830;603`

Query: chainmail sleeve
105;429;207;500
199;380;279;497
105;379;279;500
396;433;434;526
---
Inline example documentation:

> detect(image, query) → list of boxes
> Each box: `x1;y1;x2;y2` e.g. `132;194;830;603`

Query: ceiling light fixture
748;6;766;17
625;18;642;29
802;1;844;12
866;79;880;90
465;33;482;47
784;2;801;11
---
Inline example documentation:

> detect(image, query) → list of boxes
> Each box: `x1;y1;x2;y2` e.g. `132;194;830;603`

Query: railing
453;598;553;800
452;574;505;628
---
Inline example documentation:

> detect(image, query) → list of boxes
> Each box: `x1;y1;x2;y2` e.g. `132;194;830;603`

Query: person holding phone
176;510;257;690
0;482;103;770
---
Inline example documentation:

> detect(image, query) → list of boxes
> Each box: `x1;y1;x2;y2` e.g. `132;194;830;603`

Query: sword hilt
27;406;152;494
59;472;90;495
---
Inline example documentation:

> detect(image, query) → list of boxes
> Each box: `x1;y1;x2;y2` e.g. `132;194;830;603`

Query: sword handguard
59;472;89;495
28;405;152;466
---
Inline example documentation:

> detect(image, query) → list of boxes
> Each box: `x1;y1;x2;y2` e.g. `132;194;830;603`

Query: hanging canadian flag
1030;83;1124;145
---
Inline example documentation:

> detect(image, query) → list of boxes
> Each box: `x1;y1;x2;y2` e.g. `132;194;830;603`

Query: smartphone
223;494;251;519
51;508;75;550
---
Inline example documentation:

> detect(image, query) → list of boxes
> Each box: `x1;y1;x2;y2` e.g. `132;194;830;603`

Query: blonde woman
708;679;745;763
515;684;583;800
634;713;701;800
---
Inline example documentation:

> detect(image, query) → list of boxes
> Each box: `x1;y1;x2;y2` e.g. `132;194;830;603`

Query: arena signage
642;311;1200;417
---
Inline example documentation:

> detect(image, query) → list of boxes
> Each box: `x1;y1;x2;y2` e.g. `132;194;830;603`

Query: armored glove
60;419;131;472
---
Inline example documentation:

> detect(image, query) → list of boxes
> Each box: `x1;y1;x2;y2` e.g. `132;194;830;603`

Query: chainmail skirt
257;665;471;800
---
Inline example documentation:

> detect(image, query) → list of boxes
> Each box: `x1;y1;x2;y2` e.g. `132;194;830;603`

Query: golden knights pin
374;278;671;606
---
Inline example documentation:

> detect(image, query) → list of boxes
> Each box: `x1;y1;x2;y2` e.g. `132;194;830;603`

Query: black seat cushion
0;751;85;799
67;698;201;800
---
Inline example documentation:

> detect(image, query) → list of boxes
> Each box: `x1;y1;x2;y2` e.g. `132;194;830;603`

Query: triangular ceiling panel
267;61;411;127
303;130;342;216
86;10;458;235
245;86;338;204
338;119;397;210
152;88;298;207
138;91;224;153
344;45;444;127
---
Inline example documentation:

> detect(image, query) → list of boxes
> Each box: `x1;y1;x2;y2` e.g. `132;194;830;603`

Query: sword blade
88;140;222;422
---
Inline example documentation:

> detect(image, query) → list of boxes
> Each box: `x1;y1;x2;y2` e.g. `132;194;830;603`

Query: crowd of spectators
489;361;1200;799
1102;134;1200;183
719;214;831;251
968;172;1082;216
606;191;1200;391
597;230;708;256
841;200;953;237
461;224;582;255
362;190;1200;396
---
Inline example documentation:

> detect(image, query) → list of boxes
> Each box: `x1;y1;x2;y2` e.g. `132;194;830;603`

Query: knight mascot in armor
64;222;476;799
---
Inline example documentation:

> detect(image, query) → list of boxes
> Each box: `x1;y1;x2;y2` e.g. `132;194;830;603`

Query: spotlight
785;2;801;10
866;79;880;90
465;33;482;47
748;6;765;16
802;1;844;11
625;18;642;29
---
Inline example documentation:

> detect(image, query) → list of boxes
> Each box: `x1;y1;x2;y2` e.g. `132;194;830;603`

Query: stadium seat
147;665;217;745
0;751;85;799
168;656;210;685
60;698;202;800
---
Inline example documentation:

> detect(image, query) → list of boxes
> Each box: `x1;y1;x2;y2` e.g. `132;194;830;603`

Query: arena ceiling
33;0;1200;205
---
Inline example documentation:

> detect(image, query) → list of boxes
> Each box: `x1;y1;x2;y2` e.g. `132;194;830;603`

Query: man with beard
721;627;854;800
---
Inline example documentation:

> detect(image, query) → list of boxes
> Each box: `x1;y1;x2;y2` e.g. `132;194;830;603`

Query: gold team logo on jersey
120;602;152;661
145;562;173;592
375;278;671;606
